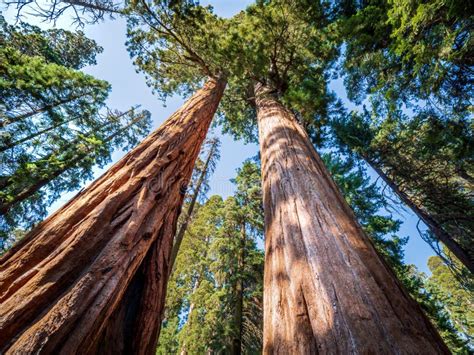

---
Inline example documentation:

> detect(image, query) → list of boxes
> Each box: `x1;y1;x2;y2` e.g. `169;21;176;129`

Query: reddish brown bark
255;83;449;354
0;77;225;354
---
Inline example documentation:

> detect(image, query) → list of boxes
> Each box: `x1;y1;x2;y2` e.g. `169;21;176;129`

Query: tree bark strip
254;83;449;354
0;77;225;354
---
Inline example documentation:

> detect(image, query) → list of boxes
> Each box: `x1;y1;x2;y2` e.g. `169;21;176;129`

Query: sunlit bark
255;82;449;354
0;77;226;354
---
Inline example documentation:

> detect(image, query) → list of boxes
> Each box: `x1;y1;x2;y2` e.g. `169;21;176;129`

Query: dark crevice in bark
0;77;226;353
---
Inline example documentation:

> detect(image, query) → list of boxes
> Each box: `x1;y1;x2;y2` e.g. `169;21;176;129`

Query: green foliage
330;106;474;277
387;0;473;107
126;1;230;99
218;0;338;142
338;0;473;112
0;16;151;249
0;15;103;69
158;160;263;354
126;1;339;142
427;252;473;351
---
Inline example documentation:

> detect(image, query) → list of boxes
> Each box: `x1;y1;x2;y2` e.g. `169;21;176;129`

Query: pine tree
334;0;474;272
427;251;474;351
330;108;474;275
158;160;264;354
0;15;102;69
0;17;151;247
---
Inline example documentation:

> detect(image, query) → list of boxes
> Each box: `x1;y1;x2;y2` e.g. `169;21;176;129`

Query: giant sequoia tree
0;77;225;353
215;1;448;352
0;2;228;352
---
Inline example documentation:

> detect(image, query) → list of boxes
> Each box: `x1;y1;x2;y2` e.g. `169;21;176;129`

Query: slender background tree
334;0;474;273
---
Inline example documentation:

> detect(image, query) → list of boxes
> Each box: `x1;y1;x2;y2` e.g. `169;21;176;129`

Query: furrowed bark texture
0;77;225;354
255;83;449;354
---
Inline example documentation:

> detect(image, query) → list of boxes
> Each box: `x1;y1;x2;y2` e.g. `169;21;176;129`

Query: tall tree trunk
0;112;147;215
231;222;245;355
169;138;218;273
364;156;474;274
254;83;449;354
0;77;225;354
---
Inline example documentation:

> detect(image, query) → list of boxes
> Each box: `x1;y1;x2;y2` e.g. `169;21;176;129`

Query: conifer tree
334;0;474;272
169;136;221;272
0;17;151;247
1;0;468;352
330;107;474;275
427;251;473;351
0;77;225;353
218;1;448;351
0;2;227;351
158;160;264;354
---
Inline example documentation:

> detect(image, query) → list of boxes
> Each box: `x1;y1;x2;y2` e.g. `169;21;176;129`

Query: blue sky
4;1;435;272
